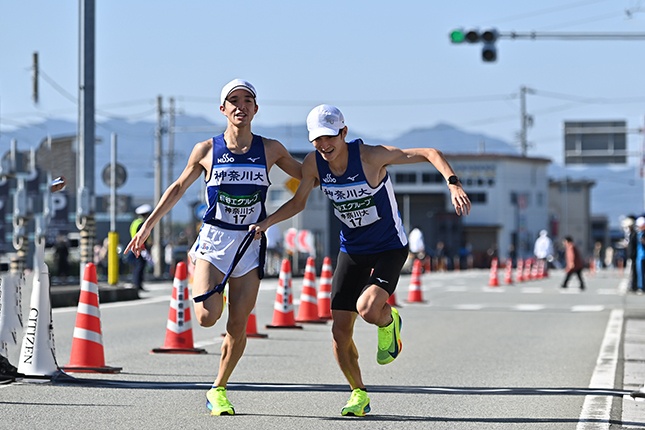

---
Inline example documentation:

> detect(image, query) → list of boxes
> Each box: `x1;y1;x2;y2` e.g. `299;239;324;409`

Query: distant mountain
1;114;639;227
389;122;519;154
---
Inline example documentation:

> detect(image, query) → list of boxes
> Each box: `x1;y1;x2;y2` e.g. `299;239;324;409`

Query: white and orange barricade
152;262;206;354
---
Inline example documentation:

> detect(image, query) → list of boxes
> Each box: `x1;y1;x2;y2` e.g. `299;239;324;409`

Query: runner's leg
356;285;392;327
191;259;225;327
214;269;261;387
331;310;364;390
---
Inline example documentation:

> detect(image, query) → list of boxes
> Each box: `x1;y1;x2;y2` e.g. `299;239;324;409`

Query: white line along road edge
576;309;623;430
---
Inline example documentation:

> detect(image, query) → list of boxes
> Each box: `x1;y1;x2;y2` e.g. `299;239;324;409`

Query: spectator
592;241;603;271
561;236;585;291
434;241;448;271
626;216;638;292
130;204;153;291
54;234;70;280
265;224;283;276
408;227;426;260
634;217;645;294
94;238;108;279
533;230;554;275
604;245;614;270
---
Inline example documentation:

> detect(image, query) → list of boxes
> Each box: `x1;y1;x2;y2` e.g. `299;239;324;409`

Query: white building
267;151;554;269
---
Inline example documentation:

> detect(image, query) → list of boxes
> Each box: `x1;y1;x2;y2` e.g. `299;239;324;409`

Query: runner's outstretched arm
250;152;318;237
125;140;208;257
367;145;471;216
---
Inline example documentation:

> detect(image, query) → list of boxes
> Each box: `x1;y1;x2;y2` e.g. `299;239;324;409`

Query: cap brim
221;86;256;105
309;127;339;142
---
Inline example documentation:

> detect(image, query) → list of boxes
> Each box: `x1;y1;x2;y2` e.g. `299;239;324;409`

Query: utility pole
32;52;39;104
153;95;164;278
165;97;175;244
76;0;96;274
519;86;534;157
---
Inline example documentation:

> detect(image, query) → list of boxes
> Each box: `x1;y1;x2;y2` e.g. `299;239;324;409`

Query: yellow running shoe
206;386;235;416
377;307;402;365
341;388;371;416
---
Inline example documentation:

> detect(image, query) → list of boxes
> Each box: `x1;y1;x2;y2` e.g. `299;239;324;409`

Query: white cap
539;229;548;236
135;204;152;215
220;79;257;106
306;104;345;142
637;217;645;228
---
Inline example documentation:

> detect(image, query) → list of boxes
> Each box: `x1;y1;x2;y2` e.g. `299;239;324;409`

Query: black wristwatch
447;175;460;185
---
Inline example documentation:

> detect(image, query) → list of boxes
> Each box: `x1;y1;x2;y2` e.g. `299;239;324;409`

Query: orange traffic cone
152;262;207;354
406;259;426;303
536;259;545;279
297;257;326;323
266;259;302;329
516;258;524;282
245;306;268;338
530;259;539;280
488;258;499;287
504;259;513;285
62;263;122;373
317;256;333;320
523;258;532;282
387;293;401;307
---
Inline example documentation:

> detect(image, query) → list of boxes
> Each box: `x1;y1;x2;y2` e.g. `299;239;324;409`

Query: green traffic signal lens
450;29;465;44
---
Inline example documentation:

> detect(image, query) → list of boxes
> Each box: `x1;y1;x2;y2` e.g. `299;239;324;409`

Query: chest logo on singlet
347;174;359;181
247;156;260;163
322;173;336;183
217;153;235;164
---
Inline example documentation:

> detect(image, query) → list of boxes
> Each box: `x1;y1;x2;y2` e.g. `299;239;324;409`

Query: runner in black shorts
251;104;470;417
332;247;408;312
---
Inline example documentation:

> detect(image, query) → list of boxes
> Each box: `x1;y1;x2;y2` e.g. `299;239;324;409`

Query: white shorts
189;224;263;278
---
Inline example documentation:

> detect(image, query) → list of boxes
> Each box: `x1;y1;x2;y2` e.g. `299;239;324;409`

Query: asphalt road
2;267;645;429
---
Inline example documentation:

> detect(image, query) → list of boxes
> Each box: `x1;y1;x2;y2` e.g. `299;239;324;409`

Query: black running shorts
331;246;409;312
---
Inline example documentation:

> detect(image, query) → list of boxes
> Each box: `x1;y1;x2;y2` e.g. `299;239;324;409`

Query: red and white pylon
152;262;206;354
296;257;325;323
317;257;333;320
62;263;122;373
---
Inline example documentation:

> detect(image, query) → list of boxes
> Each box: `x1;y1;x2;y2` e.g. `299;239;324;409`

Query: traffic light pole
450;29;645;62
500;32;645;41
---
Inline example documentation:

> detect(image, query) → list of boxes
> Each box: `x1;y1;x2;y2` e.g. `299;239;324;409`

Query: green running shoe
206;386;235;416
377;307;402;365
341;388;371;416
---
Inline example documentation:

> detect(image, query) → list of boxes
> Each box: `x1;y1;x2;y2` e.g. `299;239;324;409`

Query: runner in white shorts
125;79;302;416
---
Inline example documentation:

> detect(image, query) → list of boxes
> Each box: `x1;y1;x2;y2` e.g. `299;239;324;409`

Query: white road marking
576;309;623;430
513;304;545;311
571;305;605;312
454;304;485;310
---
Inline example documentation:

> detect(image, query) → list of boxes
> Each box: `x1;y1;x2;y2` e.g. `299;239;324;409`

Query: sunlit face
312;128;346;161
220;89;257;125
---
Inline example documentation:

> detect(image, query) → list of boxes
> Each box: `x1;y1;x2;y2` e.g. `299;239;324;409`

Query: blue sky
1;0;644;164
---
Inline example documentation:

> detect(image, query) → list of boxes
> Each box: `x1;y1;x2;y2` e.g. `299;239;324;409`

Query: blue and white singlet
315;139;408;254
202;133;271;230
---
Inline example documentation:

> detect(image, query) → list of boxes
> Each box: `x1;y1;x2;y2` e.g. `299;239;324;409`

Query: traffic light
449;28;481;44
449;28;498;62
449;29;466;44
481;29;498;62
